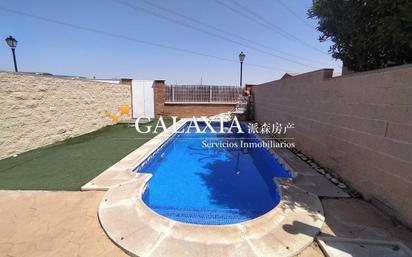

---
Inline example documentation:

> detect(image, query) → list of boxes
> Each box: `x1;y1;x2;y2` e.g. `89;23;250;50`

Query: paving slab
296;243;325;257
317;236;412;257
0;190;128;257
268;147;349;198
321;199;412;249
291;174;349;198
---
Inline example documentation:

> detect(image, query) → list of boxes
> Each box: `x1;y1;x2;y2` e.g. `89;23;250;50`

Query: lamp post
5;36;18;72
238;51;245;88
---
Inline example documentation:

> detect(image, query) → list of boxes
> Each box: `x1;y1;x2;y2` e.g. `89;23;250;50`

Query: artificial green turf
0;119;173;191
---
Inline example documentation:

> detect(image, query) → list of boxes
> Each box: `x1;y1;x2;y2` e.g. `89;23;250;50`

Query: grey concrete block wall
0;72;131;159
252;64;412;227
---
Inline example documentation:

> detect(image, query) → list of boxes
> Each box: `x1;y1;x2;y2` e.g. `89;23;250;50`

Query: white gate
131;80;155;119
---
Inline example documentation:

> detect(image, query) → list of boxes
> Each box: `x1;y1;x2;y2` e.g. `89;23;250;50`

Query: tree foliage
308;0;412;71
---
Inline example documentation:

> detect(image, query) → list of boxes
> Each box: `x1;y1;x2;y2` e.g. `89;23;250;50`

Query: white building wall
131;80;155;119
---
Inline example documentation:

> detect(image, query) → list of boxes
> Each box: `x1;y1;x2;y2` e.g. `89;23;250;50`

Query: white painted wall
131;80;155;119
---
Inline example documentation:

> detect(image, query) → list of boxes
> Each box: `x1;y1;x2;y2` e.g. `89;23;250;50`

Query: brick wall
153;80;235;118
252;65;412;227
0;72;131;159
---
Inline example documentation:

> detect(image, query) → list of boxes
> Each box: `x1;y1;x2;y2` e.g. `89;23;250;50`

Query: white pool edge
98;176;324;257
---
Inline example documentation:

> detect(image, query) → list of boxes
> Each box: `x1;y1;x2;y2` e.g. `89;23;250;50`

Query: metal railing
165;85;242;103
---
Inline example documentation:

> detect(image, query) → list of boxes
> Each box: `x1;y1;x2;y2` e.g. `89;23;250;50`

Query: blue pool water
134;122;290;225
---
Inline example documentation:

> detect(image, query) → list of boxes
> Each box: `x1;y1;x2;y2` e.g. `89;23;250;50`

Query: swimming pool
134;122;290;225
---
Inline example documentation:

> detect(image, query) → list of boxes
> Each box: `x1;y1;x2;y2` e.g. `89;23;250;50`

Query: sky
0;0;342;85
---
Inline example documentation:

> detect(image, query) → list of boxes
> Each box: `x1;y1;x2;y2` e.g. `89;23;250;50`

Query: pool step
150;205;261;225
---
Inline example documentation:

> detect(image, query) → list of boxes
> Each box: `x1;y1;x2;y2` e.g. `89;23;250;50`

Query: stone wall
0;72;131;159
153;80;236;118
252;65;412;227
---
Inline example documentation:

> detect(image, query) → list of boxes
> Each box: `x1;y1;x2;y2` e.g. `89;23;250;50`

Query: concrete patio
1;189;412;257
0;190;127;257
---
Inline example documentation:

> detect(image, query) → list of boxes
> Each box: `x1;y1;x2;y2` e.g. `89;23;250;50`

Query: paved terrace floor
1;190;412;257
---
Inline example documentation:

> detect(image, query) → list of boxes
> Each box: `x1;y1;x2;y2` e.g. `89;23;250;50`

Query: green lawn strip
0;119;173;191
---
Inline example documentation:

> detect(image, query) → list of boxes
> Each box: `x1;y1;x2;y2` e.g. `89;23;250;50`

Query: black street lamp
5;36;18;72
238;51;245;88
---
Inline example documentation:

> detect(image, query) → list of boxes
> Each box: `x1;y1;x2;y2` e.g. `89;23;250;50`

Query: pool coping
85;119;327;256
99;176;325;257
